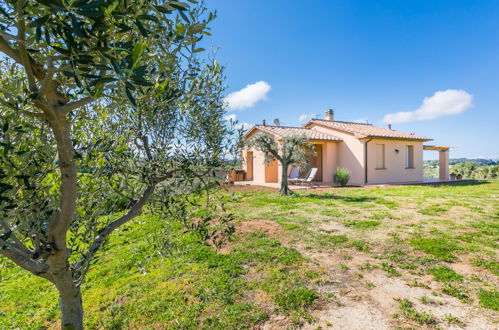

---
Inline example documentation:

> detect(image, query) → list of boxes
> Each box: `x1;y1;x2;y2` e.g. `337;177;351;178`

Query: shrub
334;167;350;186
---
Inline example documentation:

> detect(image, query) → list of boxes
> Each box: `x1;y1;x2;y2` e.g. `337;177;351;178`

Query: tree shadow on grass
304;194;377;203
436;180;490;187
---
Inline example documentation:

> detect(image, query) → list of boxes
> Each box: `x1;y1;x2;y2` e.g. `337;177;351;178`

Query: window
406;145;414;168
375;144;385;169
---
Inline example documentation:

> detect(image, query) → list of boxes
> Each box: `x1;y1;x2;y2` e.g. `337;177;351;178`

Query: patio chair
288;167;300;183
296;168;318;187
289;167;310;185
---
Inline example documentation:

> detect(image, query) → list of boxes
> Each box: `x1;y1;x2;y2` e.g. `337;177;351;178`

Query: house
241;110;451;186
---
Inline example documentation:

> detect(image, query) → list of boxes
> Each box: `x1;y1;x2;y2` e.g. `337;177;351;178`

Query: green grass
274;288;318;311
471;258;499;276
478;289;499;311
418;204;448;216
409;238;459;262
0;215;318;328
380;262;402;277
427;266;464;282
314;233;349;247
443;313;463;325
406;280;430;289
2;181;498;328
395;298;437;326
442;284;471;303
344;219;381;229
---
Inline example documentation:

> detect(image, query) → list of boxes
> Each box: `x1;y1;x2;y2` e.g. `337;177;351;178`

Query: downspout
364;136;373;185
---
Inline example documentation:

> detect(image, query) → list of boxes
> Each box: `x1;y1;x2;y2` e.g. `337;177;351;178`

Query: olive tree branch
45;116;78;250
0;99;42;120
72;171;175;283
0;35;21;62
0;30;27;43
0;218;32;255
0;241;52;280
16;0;37;92
55;97;94;115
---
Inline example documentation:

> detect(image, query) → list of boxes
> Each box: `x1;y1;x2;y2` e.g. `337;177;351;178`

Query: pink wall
242;126;426;185
366;139;424;184
241;147;267;183
306;124;365;185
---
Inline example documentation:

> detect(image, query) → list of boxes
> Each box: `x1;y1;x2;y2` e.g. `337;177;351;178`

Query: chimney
325;109;334;121
387;123;392;130
262;119;266;126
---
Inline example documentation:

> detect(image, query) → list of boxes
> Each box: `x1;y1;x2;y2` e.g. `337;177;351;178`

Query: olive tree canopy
0;1;235;328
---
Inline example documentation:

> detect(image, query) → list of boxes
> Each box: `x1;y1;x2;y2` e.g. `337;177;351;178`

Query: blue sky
205;0;499;159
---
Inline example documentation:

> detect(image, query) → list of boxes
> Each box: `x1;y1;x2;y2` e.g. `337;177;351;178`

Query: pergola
423;145;453;180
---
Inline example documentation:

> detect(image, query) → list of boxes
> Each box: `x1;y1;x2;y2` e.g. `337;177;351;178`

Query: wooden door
309;145;323;182
246;151;253;181
265;159;278;183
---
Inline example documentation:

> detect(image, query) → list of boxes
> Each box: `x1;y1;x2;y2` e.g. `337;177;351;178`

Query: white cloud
298;113;316;123
224;81;271;110
383;89;473;124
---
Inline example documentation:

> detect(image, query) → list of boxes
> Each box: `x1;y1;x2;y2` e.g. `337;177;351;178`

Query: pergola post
439;150;449;180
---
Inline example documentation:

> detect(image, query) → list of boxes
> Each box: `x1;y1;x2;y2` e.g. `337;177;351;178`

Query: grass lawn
1;181;498;329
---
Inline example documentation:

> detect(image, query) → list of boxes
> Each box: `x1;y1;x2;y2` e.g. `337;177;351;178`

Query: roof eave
242;125;259;139
365;135;433;142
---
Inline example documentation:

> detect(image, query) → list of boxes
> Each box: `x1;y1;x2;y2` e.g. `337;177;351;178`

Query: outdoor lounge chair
296;168;318;187
288;167;300;183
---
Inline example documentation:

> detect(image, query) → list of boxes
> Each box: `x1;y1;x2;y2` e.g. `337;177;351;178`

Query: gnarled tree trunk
279;162;292;195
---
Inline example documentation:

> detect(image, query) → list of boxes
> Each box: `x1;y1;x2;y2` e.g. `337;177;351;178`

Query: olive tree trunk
279;162;292;195
49;252;84;330
58;284;83;330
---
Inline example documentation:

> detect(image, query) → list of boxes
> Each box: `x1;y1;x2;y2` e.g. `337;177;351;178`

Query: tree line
424;159;499;179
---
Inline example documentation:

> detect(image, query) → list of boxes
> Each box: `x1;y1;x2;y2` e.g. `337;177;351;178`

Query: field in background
1;181;498;329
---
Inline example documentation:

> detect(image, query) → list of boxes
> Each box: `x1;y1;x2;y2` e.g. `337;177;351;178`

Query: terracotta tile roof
251;125;343;141
306;119;432;141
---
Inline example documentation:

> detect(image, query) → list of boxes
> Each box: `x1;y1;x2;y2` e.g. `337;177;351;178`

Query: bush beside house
334;168;350;186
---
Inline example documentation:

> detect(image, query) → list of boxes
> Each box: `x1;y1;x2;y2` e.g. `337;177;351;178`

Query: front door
309;144;323;182
246;151;253;181
265;159;278;183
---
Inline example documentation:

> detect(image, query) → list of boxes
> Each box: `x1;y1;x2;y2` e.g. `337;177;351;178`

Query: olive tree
0;1;234;328
246;133;314;195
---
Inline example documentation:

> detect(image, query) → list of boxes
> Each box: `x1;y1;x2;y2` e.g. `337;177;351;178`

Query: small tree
0;1;235;329
246;133;314;195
